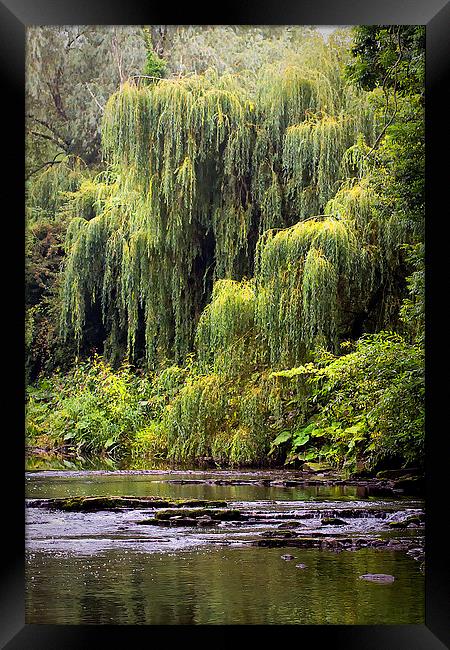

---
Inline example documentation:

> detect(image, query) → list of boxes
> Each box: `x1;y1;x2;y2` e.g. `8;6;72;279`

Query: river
25;463;425;625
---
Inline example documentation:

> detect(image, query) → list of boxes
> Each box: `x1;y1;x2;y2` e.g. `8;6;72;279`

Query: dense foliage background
25;25;425;474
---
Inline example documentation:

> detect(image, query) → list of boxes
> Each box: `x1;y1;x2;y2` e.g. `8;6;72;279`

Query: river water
25;466;425;625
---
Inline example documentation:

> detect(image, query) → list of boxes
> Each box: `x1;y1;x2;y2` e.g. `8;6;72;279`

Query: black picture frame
2;0;449;647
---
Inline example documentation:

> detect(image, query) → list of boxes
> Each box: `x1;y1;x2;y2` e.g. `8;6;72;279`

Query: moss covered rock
28;496;228;512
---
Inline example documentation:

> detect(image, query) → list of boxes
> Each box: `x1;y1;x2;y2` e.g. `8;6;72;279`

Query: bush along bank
26;328;424;475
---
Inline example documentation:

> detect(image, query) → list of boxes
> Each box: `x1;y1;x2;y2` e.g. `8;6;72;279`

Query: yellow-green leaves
255;216;364;366
195;279;256;374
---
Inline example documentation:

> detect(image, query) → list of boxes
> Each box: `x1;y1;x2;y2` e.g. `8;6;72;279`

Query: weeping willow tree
251;39;376;230
255;217;362;366
254;158;413;368
60;33;377;368
27;28;424;470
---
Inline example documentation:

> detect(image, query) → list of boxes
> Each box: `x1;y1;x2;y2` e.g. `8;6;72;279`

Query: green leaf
344;423;364;434
296;450;319;461
272;430;292;446
268;430;293;456
291;422;317;448
292;431;310;448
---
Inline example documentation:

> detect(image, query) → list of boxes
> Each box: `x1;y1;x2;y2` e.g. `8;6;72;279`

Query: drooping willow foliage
154;347;310;465
60;35;380;367
195;279;257;374
26;155;88;222
254;156;416;367
255;216;362;366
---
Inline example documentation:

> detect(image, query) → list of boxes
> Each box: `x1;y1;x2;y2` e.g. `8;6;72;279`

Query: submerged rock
250;534;417;552
281;554;296;560
358;574;395;584
257;537;331;549
166;478;205;485
295;563;308;569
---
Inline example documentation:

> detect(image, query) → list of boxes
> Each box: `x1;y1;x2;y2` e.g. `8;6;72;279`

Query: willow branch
26;153;66;180
27;115;70;148
363;27;403;159
29;129;69;151
85;83;104;113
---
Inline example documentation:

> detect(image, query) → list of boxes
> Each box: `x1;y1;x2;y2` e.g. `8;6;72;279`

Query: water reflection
26;471;415;504
26;546;424;625
25;452;173;472
27;476;363;502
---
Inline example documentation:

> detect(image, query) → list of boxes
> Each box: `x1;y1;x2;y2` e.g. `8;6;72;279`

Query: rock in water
321;517;348;526
295;563;307;569
281;554;295;561
358;574;395;584
278;521;300;529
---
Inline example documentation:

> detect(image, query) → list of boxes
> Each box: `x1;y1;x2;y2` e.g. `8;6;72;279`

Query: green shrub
26;356;153;456
131;422;168;459
269;332;424;471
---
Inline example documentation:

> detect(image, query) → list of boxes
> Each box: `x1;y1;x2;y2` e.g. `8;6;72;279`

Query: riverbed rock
256;537;343;549
391;476;424;495
358;574;395;584
170;517;199;526
27;496;228;512
261;531;297;539
250;534;413;552
388;520;408;529
321;517;348;526
195;514;217;527
155;507;243;521
277;521;302;529
388;514;422;529
136;507;245;526
406;515;423;525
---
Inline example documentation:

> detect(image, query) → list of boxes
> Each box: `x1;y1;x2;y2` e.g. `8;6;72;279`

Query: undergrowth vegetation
26;328;424;471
